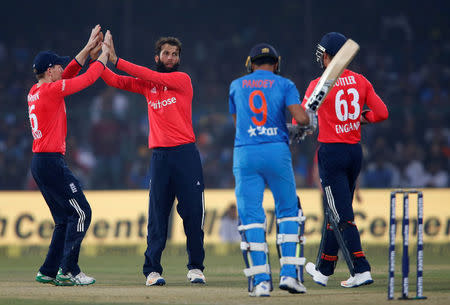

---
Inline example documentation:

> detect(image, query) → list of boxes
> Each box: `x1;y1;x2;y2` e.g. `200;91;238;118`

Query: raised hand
85;24;102;51
104;30;118;64
90;31;103;60
75;24;102;65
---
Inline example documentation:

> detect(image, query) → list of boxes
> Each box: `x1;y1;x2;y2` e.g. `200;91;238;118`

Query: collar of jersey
252;70;275;75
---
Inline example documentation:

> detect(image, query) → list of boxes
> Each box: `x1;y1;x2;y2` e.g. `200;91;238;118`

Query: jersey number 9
249;90;267;126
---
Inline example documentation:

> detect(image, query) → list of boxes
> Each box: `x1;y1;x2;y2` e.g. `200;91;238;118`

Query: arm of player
76;24;102;66
62;25;102;79
229;83;237;127
361;79;389;123
50;42;110;98
288;104;310;126
62;60;83;80
101;68;147;95
116;58;191;90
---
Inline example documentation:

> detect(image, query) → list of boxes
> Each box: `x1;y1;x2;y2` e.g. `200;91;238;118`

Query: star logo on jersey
247;126;256;137
257;126;267;135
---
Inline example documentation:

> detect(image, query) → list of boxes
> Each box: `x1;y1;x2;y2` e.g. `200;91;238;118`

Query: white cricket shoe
146;272;166;286
187;269;206;284
249;281;271;297
73;272;96;285
279;276;306;294
305;262;329;286
341;271;373;288
55;269;95;286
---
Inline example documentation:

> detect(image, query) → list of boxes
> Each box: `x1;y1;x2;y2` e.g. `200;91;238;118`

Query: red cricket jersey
299;69;388;143
28;60;105;154
101;59;195;148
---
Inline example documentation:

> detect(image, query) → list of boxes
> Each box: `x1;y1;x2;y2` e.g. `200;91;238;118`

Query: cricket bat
304;39;360;112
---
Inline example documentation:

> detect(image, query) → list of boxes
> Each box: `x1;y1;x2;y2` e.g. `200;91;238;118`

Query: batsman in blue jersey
229;43;315;297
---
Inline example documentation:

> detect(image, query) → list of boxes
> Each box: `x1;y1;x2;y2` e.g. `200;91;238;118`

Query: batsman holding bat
302;32;388;288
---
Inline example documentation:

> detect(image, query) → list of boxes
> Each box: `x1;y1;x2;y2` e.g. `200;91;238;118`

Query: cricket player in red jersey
300;32;388;288
97;32;205;286
29;25;110;286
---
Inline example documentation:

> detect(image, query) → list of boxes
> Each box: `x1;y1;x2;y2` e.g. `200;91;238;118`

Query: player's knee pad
276;207;306;281
238;221;272;292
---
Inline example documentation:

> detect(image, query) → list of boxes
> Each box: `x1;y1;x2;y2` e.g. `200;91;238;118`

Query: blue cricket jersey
229;70;301;147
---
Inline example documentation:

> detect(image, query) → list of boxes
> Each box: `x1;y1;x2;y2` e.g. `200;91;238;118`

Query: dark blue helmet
245;43;281;73
316;32;347;68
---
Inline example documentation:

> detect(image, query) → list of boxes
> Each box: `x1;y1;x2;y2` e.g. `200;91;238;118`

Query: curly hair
155;37;182;56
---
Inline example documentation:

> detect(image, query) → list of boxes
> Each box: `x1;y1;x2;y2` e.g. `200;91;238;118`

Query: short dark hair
155;37;182;56
252;56;278;66
35;72;45;81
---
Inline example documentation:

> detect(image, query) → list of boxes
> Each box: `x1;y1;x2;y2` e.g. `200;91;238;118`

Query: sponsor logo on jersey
149;97;177;110
151;87;157;93
247;125;278;137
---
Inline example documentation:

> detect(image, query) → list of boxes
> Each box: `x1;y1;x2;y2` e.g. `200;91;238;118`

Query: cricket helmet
245;43;281;73
316;32;347;68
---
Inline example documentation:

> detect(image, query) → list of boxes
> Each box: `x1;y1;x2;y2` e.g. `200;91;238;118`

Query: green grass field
0;245;449;305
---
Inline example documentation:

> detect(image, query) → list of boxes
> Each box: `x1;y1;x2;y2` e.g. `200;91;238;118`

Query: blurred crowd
0;1;448;190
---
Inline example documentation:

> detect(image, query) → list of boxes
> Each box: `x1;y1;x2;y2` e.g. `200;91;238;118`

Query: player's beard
156;60;179;73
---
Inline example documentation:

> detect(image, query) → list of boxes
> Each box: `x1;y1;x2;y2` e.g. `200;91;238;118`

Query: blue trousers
317;143;370;275
143;143;205;276
233;142;300;284
31;153;92;277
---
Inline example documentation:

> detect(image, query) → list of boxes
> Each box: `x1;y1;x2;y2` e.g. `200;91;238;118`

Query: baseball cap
248;43;279;61
319;32;347;56
32;51;70;74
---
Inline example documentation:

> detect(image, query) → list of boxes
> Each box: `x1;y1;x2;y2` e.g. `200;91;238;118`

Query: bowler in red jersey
96;32;206;286
29;25;110;286
301;32;388;288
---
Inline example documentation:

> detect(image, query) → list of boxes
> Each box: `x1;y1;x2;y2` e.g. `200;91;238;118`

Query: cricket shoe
35;271;56;285
249;281;271;297
55;269;96;286
187;269;206;284
55;268;76;286
73;272;96;286
305;262;329;286
146;272;166;286
341;271;373;288
279;276;306;294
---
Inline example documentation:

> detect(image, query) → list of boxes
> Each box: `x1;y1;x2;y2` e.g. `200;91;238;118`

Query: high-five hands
103;30;118;64
84;24;102;53
89;31;104;60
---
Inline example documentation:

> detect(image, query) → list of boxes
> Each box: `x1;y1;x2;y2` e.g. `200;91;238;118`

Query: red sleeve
363;77;389;123
101;68;147;95
48;61;104;98
301;80;319;106
61;59;83;79
116;58;191;91
292;80;318;125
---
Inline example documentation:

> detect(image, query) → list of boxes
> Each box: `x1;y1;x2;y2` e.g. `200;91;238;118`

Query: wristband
74;58;83;67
